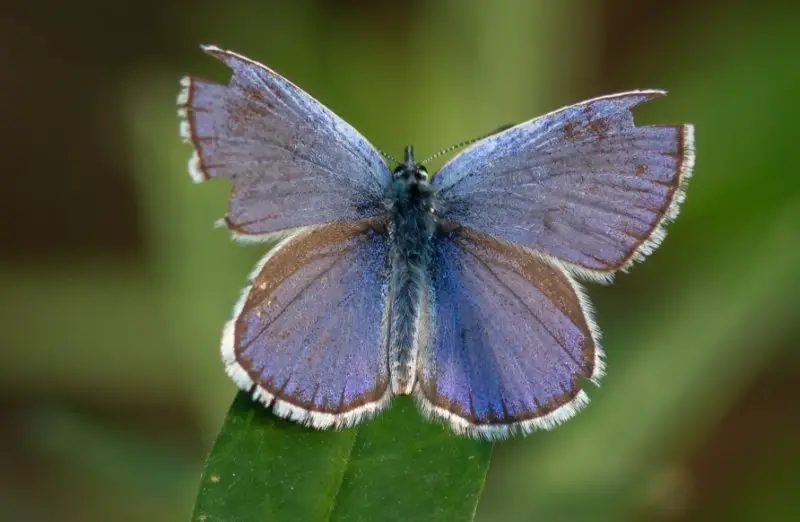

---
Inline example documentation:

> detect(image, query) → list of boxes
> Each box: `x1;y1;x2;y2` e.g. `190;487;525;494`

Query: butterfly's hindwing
223;220;393;428
415;226;602;439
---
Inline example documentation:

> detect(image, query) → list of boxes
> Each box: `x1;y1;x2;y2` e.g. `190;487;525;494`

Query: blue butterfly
177;45;695;439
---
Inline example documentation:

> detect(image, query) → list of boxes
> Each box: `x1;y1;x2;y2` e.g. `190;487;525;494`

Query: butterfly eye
416;167;429;181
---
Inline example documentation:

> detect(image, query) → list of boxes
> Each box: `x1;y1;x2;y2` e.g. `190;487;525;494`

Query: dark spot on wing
562;109;610;142
246;86;266;103
562;120;580;140
244;86;273;116
586;118;610;140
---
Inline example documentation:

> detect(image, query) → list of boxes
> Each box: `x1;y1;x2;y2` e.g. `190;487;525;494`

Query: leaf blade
192;393;492;522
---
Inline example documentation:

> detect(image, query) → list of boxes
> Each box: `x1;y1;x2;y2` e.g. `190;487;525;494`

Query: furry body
384;150;437;394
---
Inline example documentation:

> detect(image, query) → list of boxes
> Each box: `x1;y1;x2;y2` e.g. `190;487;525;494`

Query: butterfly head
392;146;429;185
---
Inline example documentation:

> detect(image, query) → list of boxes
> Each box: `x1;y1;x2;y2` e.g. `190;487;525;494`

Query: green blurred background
1;0;798;520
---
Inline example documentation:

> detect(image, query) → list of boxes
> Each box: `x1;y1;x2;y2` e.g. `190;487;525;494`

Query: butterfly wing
224;220;392;427
432;91;695;280
178;45;392;241
416;227;601;439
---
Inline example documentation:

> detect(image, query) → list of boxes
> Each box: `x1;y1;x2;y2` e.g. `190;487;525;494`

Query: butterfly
177;44;694;439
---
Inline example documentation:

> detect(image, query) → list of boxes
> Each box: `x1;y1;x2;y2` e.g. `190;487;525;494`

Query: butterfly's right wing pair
419;91;694;438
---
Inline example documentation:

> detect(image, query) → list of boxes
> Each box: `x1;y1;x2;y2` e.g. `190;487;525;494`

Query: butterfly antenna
379;148;400;166
419;123;517;165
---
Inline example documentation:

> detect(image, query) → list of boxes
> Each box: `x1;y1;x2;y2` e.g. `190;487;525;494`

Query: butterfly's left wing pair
179;46;395;427
179;45;694;438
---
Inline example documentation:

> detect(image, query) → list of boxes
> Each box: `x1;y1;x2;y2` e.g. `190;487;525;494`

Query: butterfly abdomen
388;181;436;394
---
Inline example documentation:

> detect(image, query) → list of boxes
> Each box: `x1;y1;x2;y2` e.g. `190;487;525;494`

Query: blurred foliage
0;0;797;521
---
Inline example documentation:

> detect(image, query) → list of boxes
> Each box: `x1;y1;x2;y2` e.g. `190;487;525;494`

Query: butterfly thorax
386;146;437;394
387;145;437;251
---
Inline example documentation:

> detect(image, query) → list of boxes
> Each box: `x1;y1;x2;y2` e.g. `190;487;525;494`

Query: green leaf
192;393;493;522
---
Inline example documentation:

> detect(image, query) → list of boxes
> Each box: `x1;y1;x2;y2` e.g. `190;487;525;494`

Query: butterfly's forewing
178;45;391;241
432;91;695;280
416;227;601;439
224;220;392;427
